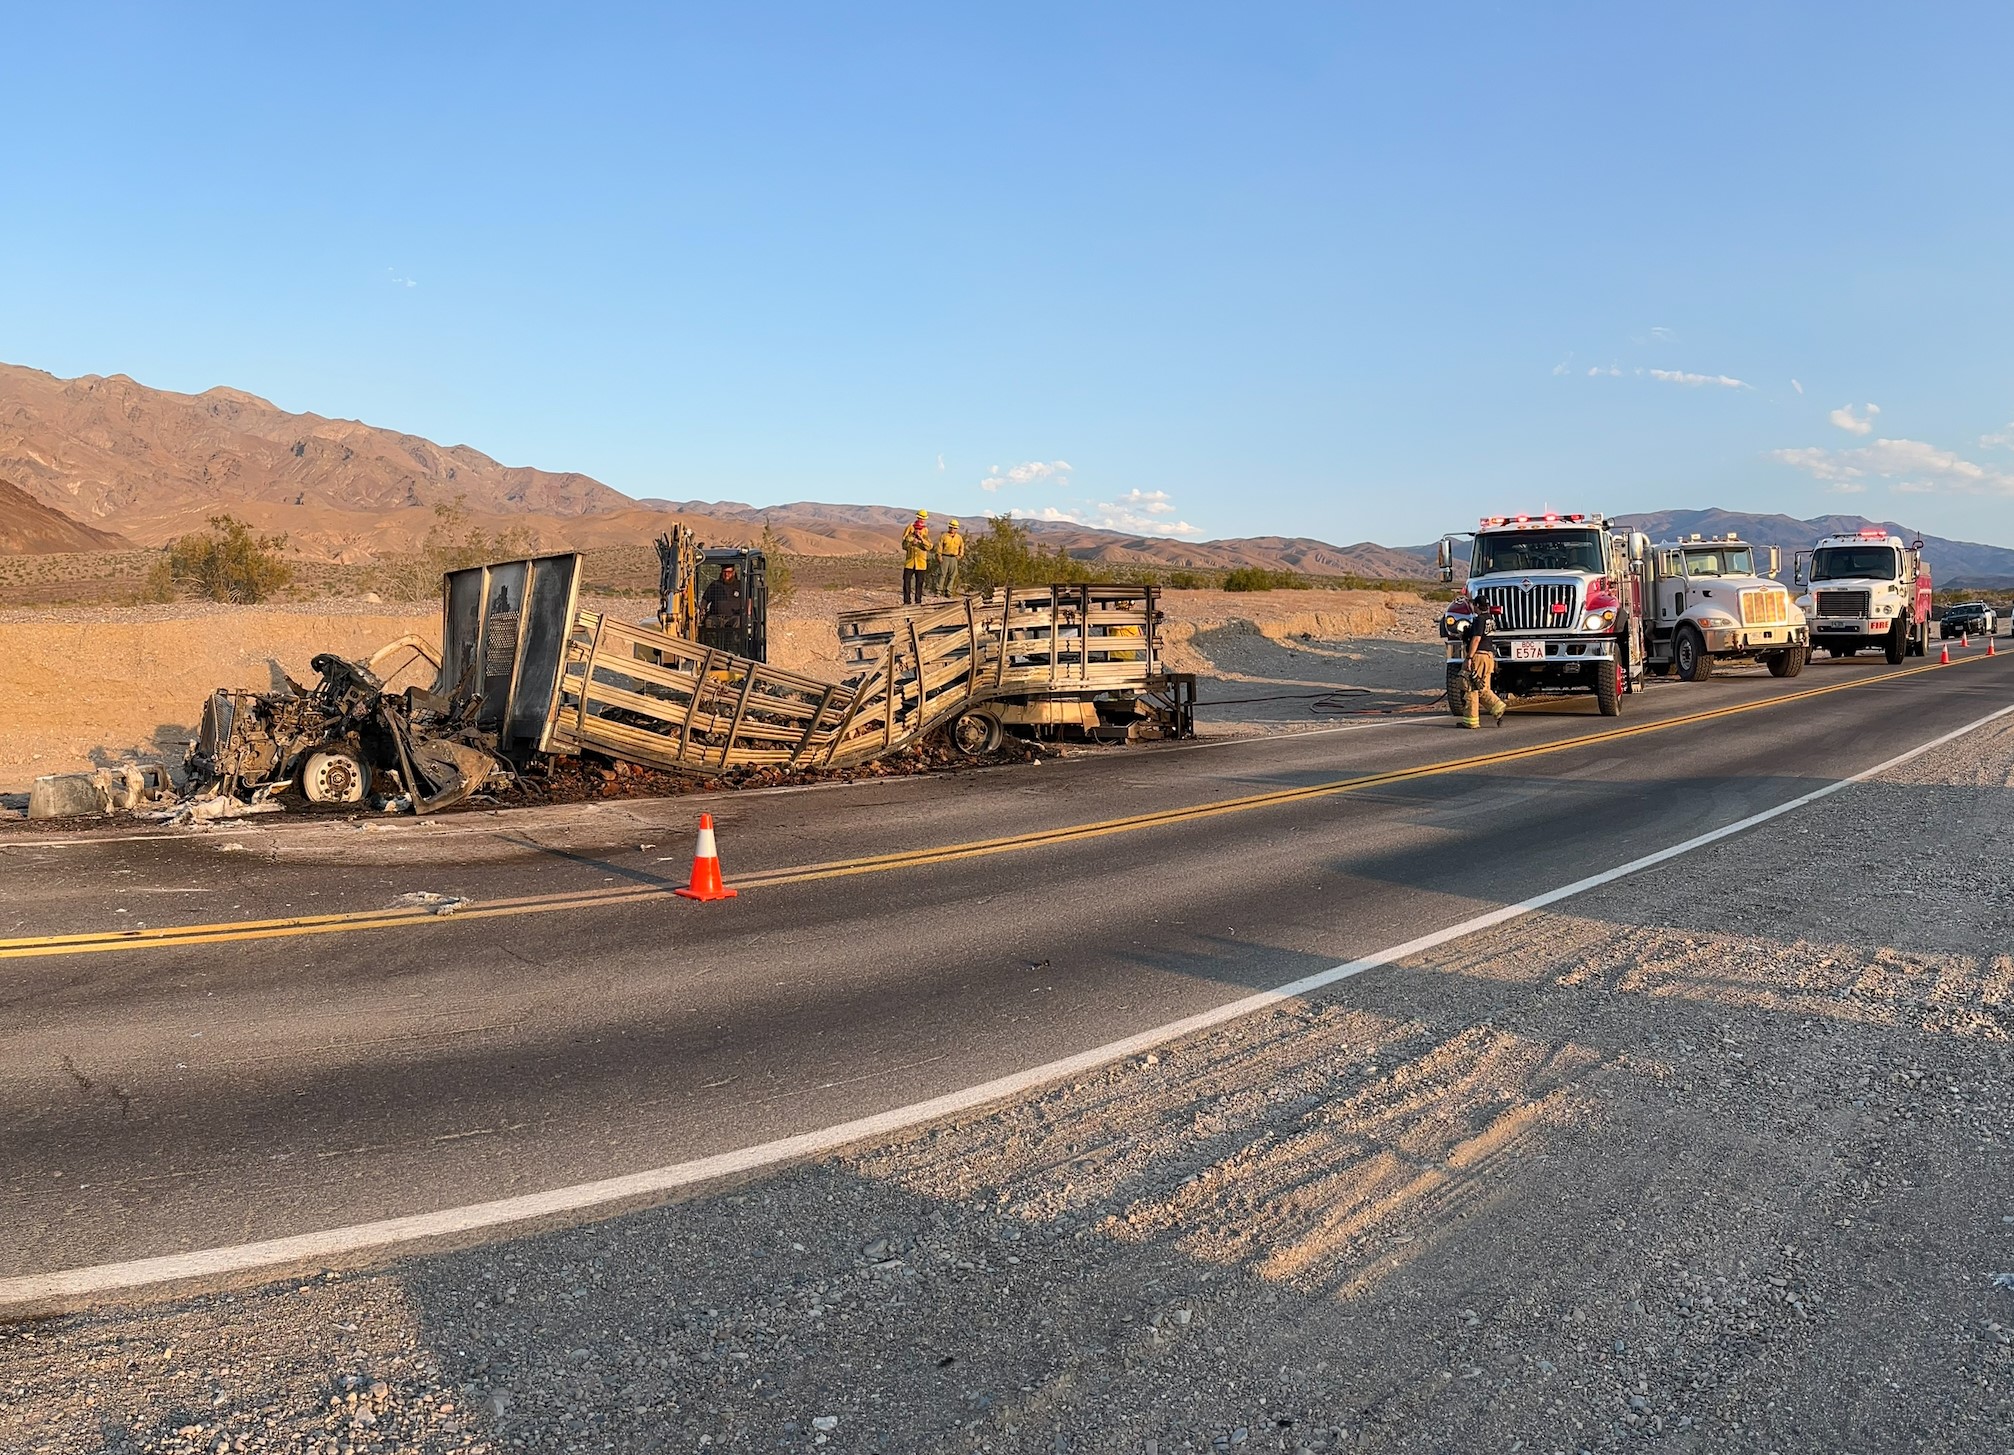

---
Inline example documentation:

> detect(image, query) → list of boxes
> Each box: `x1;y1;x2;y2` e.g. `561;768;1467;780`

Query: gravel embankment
6;719;2010;1455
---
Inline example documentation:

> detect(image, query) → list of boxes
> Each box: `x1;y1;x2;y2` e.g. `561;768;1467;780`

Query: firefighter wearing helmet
1454;607;1508;728
902;510;932;605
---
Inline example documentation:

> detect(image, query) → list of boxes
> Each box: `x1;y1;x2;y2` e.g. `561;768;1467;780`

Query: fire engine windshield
1470;530;1605;576
1810;545;1898;580
1681;546;1754;577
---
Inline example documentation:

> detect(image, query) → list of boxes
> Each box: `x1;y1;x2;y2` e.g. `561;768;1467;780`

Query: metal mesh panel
1815;589;1870;617
1740;589;1790;626
1473;582;1578;632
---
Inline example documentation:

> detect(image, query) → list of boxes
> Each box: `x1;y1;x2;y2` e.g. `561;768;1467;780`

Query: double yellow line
0;656;1983;961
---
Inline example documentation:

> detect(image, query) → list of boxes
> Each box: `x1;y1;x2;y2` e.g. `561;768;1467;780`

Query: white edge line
8;700;2010;1309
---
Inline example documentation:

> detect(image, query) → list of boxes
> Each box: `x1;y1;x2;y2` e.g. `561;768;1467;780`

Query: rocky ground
6;690;2010;1453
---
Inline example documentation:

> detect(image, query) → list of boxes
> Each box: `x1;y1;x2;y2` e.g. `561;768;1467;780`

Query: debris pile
182;651;506;816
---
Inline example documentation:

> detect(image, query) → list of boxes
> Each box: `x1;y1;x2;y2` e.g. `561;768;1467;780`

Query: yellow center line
0;655;1987;961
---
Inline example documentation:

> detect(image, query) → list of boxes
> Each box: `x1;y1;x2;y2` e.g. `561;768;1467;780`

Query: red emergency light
1857;528;1888;539
1550;603;1568;614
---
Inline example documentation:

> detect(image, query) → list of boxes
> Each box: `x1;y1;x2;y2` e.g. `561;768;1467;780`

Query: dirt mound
0;479;130;553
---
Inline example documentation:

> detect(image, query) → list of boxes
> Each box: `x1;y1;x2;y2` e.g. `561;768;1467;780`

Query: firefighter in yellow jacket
1453;610;1507;727
901;511;932;605
934;519;965;597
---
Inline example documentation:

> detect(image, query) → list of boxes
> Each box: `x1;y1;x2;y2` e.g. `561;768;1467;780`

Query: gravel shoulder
6;715;2011;1455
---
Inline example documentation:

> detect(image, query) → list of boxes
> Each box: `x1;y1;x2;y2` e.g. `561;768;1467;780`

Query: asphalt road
4;650;2008;1298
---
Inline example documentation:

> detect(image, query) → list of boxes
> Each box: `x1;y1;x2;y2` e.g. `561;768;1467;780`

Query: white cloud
1981;424;2014;451
1091;500;1202;537
980;459;1073;492
1769;436;2014;496
1647;368;1750;389
1791;379;1804;395
1114;488;1176;516
1649;326;1674;341
1010;496;1202;540
935;453;944;471
1827;402;1880;436
386;267;417;288
1587;364;1624;377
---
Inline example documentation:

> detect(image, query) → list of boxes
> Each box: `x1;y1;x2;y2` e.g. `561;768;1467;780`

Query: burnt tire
301;748;369;804
950;707;1005;756
1885;621;1908;664
1767;645;1808;678
1595;660;1623;716
1675;626;1713;682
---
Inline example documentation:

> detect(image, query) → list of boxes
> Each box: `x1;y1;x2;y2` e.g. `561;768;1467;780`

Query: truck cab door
1655;551;1685;625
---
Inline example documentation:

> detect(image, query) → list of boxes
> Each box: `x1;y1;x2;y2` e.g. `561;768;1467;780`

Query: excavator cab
656;528;768;663
694;548;767;662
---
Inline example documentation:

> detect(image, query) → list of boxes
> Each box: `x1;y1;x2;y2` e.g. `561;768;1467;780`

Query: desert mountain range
5;361;2014;585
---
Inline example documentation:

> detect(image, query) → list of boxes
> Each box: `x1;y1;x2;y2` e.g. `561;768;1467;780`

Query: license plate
1510;640;1546;662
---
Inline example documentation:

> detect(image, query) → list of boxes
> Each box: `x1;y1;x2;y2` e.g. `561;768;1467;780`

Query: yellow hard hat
917;509;929;518
949;519;960;528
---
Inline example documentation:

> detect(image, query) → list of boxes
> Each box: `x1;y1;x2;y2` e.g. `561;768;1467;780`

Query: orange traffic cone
674;813;737;901
1939;643;1950;664
1962;633;1969;648
1990;638;1997;657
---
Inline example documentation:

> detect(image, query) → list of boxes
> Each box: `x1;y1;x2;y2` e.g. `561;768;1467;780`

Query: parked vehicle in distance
1640;533;1808;681
1793;529;1933;664
1939;602;1996;639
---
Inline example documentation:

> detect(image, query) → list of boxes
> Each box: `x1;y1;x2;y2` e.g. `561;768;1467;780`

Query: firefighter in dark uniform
1454;608;1507;727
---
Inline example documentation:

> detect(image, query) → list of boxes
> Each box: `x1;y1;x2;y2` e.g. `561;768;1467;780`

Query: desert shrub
149;515;295;603
1165;570;1209;590
962;515;1106;592
1221;566;1307;592
760;522;795;605
364;498;536;601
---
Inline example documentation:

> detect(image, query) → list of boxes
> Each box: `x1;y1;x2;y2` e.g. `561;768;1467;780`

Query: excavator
655;525;768;662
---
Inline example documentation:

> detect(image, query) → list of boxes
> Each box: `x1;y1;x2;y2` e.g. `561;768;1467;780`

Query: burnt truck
1793;529;1933;663
1640;533;1808;681
1436;512;1647;717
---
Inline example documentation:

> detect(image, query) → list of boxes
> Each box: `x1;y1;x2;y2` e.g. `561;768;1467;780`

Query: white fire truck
1437;512;1647;717
1640;533;1808;681
1793;529;1933;663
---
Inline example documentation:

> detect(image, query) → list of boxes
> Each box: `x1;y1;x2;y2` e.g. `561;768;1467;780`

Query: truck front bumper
1443;637;1620;666
1700;624;1809;654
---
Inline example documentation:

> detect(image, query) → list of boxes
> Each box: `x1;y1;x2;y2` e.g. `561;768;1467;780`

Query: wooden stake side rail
541;585;1165;775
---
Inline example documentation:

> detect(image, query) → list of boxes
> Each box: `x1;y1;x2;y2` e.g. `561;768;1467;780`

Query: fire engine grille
1473;582;1578;632
1815;589;1870;618
1740;588;1790;627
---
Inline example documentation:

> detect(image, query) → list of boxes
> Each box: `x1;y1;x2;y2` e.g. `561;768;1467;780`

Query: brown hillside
0;362;1435;579
0;479;131;554
0;363;630;545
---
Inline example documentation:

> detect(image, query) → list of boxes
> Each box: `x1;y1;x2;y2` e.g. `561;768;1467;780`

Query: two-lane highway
3;651;2007;1306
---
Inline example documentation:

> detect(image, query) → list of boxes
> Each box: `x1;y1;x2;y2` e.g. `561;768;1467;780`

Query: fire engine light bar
1857;528;1887;539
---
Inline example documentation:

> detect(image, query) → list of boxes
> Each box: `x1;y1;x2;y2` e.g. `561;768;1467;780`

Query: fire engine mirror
1436;538;1454;581
1767;545;1780;578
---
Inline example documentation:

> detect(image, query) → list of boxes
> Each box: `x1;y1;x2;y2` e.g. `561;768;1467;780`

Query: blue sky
6;4;2012;547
